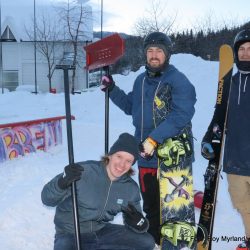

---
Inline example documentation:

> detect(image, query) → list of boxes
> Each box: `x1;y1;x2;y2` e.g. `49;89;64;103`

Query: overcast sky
88;0;250;34
1;0;249;35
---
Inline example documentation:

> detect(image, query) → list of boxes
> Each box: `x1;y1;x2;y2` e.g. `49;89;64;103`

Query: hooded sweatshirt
41;160;142;234
223;71;250;176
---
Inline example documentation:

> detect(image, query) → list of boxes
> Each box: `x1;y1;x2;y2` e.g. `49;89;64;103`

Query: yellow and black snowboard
157;133;196;250
152;83;196;249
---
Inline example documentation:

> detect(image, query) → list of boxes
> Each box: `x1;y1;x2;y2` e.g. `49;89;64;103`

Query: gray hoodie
41;160;142;234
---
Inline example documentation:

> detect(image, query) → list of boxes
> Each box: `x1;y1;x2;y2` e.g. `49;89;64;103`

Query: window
3;71;18;91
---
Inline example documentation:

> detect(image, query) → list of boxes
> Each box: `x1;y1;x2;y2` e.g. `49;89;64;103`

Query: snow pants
227;174;250;238
138;167;160;245
54;223;155;250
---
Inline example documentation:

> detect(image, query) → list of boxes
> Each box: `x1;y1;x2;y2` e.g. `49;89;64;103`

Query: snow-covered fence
0;116;75;163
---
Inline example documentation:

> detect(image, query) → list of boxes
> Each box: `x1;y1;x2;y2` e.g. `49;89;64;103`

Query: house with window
0;3;93;93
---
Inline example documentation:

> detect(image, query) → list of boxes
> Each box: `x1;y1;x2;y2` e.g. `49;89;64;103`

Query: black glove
122;203;148;233
100;75;115;92
58;163;84;190
201;142;215;160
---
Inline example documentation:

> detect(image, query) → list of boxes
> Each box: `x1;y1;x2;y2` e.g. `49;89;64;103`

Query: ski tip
219;44;234;76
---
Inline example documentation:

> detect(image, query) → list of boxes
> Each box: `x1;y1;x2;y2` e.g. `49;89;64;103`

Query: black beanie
108;133;139;165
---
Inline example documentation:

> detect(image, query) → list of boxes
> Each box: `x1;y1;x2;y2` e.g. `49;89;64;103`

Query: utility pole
101;0;103;39
33;0;38;94
0;0;3;94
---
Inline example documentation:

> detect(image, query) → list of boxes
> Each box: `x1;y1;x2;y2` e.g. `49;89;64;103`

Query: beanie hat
145;44;168;57
143;32;172;60
109;133;139;165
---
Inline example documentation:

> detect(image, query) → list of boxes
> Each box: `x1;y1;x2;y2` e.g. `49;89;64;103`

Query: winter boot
236;238;250;250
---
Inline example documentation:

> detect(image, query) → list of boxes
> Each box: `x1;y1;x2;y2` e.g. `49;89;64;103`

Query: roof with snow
0;0;93;42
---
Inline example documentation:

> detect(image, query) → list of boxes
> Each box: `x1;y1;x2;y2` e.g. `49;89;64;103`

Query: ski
197;44;234;250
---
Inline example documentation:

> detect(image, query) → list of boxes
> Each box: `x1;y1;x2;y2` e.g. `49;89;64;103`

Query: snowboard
150;68;196;249
197;44;234;250
158;133;196;250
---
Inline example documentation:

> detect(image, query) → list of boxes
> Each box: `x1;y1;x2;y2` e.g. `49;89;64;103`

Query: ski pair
197;45;234;250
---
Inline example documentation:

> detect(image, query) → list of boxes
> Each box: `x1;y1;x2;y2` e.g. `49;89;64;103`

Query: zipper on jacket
96;181;112;221
140;77;162;141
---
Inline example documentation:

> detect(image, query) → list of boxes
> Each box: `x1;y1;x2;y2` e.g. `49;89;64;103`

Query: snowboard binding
157;132;192;168
160;221;196;248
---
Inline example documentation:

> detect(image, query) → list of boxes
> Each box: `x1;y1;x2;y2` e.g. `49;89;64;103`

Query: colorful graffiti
0;119;63;163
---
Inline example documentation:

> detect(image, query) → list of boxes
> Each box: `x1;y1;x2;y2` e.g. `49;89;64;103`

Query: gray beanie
109;133;139;165
145;44;168;57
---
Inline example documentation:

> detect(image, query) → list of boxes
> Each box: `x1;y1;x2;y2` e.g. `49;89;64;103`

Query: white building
0;1;93;93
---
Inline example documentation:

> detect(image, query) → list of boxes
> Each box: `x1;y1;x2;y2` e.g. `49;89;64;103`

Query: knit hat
109;133;139;165
145;44;168;57
143;32;173;59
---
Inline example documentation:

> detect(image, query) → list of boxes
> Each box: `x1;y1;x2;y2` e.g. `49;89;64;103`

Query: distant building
0;5;93;93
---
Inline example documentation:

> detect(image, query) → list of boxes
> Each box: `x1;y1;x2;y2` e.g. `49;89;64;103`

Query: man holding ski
101;31;197;249
41;132;155;250
201;29;250;250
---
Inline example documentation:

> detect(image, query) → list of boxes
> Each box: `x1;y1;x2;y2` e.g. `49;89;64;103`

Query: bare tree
133;0;177;37
36;14;61;92
57;0;92;94
25;12;61;92
191;10;221;35
191;10;248;35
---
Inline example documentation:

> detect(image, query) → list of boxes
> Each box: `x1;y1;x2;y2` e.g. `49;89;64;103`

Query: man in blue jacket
101;32;197;245
201;29;250;250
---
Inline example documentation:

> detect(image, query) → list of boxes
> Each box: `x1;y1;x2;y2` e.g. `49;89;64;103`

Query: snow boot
236;238;250;250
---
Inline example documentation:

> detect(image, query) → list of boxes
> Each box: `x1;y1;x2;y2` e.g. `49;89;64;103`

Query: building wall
1;40;89;93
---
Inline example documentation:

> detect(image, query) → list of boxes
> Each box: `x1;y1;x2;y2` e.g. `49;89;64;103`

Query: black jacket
203;71;250;176
223;71;250;176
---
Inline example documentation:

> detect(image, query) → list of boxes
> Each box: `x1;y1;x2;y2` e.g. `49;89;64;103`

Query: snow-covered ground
0;53;245;250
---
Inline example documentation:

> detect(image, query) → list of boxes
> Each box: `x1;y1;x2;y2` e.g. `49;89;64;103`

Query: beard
145;59;169;78
148;58;162;67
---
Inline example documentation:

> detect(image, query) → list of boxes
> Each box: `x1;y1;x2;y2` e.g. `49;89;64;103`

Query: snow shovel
84;33;124;153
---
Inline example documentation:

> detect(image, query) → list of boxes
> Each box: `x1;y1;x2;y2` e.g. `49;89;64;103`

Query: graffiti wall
0;117;65;163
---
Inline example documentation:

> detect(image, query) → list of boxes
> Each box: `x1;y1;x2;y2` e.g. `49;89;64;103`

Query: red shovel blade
84;33;125;71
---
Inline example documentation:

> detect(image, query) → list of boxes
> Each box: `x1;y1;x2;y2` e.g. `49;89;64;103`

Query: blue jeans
54;223;155;250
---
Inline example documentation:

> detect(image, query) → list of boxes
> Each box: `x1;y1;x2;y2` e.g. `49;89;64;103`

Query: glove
58;163;84;190
201;142;215;160
122;203;149;233
100;75;115;92
139;137;157;160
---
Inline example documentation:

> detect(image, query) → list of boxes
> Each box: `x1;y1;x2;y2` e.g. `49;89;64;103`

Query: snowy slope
0;53;245;250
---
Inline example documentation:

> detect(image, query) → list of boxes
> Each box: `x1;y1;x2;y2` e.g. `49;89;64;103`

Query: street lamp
101;0;103;39
0;0;3;94
33;0;38;94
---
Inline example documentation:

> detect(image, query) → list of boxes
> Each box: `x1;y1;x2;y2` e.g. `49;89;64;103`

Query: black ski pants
139;167;160;245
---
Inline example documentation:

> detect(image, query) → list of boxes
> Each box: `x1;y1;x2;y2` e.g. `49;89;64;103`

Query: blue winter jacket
223;71;250;176
109;64;196;168
41;161;144;234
